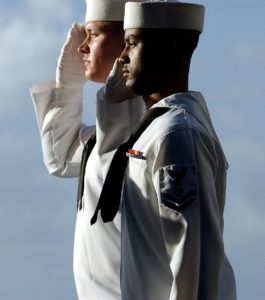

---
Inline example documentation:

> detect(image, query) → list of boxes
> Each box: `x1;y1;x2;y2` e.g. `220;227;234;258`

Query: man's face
79;21;124;83
120;28;172;95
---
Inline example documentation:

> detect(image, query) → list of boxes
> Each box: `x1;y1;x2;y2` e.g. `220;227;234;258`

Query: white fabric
85;0;127;22
124;1;205;32
117;92;237;300
30;80;237;299
56;23;87;88
99;59;136;103
30;81;144;299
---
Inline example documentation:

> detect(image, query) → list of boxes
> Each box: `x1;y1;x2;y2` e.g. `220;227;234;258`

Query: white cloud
25;0;74;24
0;1;82;116
0;20;59;85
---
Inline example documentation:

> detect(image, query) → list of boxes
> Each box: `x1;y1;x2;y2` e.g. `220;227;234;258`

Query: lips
83;55;90;65
122;67;129;78
83;59;91;68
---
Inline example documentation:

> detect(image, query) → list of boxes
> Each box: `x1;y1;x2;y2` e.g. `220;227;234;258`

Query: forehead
85;21;115;32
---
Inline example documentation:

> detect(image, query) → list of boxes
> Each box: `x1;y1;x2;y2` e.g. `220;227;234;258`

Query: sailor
30;1;143;299
96;1;237;299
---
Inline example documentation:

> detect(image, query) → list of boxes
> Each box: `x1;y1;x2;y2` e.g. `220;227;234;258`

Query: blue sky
0;0;264;299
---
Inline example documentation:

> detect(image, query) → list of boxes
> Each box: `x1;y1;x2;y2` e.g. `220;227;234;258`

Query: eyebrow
125;34;139;41
85;27;101;33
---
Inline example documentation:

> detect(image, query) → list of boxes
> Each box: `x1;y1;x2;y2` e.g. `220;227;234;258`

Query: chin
125;78;140;93
85;70;92;81
125;74;150;95
127;81;148;96
85;71;105;84
125;78;133;89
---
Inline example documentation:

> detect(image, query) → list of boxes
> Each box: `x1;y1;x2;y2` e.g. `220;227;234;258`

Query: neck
143;72;189;109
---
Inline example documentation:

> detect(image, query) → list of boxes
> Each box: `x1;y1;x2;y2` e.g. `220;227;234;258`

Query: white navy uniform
117;92;237;300
30;81;143;300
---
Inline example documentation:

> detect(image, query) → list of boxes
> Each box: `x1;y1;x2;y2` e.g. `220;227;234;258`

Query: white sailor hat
85;0;126;22
85;0;142;22
124;1;205;32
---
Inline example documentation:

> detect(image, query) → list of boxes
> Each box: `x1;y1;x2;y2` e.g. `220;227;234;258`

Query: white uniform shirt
30;81;144;300
117;92;237;300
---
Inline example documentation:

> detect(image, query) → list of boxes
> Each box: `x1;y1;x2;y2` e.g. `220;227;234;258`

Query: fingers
61;23;85;52
66;22;86;46
70;23;86;36
56;23;87;87
109;58;123;79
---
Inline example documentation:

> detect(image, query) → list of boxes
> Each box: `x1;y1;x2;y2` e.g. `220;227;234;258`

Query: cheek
129;50;142;71
89;40;123;82
90;43;103;64
95;41;121;67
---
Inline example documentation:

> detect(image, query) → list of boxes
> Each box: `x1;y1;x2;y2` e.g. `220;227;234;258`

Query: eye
90;32;99;38
85;30;99;40
129;43;136;48
126;41;136;49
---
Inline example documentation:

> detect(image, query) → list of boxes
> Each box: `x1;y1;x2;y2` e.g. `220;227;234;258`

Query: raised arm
30;24;95;177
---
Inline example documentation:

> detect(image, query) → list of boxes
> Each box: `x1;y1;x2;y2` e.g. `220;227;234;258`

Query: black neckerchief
90;106;171;225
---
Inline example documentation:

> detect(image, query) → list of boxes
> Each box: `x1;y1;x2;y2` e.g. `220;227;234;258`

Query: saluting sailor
30;1;143;299
94;1;237;299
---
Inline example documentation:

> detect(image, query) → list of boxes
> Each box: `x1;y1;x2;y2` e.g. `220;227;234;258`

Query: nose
119;46;129;65
78;38;90;54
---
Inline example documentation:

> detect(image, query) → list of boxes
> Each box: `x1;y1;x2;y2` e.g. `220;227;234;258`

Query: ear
164;39;178;62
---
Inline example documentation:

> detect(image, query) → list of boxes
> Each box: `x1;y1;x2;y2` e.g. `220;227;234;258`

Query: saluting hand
98;59;135;103
56;23;87;88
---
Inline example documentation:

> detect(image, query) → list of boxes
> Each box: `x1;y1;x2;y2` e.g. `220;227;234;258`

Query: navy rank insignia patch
159;164;198;212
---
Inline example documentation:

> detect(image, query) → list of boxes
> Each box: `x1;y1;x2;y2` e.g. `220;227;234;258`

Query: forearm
31;81;95;177
96;91;144;154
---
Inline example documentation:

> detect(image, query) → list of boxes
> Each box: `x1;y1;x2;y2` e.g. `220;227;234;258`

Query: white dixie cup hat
85;0;142;22
124;1;205;32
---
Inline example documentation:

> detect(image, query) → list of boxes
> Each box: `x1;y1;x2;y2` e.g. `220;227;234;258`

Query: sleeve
96;87;145;154
153;127;225;300
30;80;95;177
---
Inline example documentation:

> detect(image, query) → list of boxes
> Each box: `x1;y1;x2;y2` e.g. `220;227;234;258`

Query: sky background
0;0;264;299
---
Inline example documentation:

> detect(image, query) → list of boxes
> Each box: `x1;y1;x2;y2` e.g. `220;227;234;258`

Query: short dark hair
172;29;200;56
141;28;200;58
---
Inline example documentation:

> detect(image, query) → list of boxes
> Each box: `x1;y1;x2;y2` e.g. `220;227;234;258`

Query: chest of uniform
123;137;159;214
